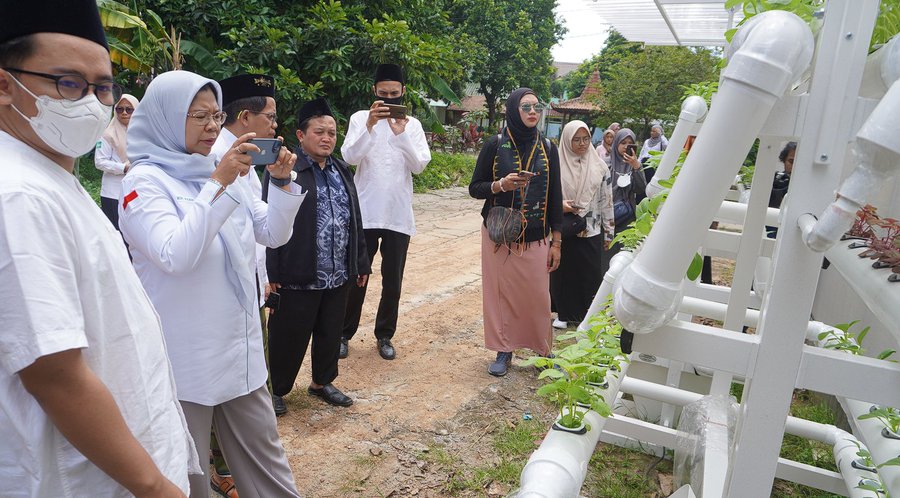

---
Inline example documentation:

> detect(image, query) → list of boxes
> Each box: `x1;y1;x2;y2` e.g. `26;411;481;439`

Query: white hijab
560;120;608;210
127;70;256;317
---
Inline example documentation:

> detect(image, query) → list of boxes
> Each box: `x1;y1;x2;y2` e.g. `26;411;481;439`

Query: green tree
114;0;467;143
449;0;566;126
554;29;641;99
599;46;719;138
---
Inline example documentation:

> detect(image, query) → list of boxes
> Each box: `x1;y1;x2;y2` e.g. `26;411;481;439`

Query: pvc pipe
614;11;815;334
804;80;900;252
860;34;900;99
646;96;708;198
716;200;781;227
620;377;876;497
576;250;634;332
753;256;772;299
842;398;900;493
678;295;760;328
518;360;631;497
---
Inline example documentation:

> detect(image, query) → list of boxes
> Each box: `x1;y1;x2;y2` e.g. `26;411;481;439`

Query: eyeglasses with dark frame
247;110;277;123
571;136;592;145
186;111;227;126
3;67;121;106
519;103;546;113
115;106;135;115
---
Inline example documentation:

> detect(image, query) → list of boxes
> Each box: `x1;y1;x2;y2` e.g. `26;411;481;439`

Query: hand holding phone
247;138;282;166
625;144;637;157
517;170;536;178
384;104;407;119
263;290;281;310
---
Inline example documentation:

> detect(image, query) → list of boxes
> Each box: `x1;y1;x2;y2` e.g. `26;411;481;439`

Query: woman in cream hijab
550;120;614;329
95;93;139;229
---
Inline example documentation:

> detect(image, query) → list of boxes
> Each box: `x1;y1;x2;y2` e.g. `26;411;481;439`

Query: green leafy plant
859;406;900;435
818;321;870;355
524;297;625;430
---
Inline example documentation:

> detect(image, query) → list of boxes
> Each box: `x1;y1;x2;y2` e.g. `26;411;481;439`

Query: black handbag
560;212;587;239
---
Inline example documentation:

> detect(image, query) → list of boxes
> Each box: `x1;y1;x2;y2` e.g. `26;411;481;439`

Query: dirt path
274;187;553;497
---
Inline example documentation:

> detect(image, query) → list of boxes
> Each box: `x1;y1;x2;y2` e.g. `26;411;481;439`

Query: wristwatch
270;170;297;187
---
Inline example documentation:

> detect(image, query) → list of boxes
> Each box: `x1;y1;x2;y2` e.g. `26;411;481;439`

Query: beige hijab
101;94;139;161
560;120;608;209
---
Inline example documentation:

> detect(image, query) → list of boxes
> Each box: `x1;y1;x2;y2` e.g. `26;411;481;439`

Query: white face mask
9;75;112;157
617;173;632;188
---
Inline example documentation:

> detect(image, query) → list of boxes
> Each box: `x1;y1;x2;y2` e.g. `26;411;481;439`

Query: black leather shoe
272;394;287;416
377;338;396;360
339;338;349;359
307;384;353;407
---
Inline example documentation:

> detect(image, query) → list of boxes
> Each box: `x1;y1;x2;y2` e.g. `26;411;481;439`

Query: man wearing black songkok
340;63;431;361
263;97;371;413
0;0;194;495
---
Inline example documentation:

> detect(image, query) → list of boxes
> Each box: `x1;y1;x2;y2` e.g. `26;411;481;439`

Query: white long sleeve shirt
211;128;269;306
118;164;304;405
94;136;127;199
0;131;197;497
341;111;431;236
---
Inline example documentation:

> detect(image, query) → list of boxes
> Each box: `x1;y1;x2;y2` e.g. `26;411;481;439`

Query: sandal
210;469;239;498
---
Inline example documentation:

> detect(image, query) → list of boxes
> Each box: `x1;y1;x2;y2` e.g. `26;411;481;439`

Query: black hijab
504;88;538;144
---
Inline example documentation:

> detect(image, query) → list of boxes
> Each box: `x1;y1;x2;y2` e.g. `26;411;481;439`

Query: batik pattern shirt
296;152;351;290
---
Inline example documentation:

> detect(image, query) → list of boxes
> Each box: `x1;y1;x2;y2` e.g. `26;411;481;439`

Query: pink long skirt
480;226;552;356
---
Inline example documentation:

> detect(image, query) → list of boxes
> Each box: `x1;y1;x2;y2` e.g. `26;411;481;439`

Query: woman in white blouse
118;70;305;498
95;93;138;229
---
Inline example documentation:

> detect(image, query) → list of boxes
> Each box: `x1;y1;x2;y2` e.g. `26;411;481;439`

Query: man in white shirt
207;73;279;497
341;63;431;360
0;1;196;496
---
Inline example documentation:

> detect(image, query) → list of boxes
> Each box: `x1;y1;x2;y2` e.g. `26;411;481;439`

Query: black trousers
100;196;120;230
268;283;351;396
343;229;410;341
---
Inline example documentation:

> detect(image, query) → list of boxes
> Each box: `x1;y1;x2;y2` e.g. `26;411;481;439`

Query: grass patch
775;390;843;497
583;444;669;497
413;151;476;193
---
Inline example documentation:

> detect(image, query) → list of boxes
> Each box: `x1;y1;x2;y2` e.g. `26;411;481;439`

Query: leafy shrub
412;152;476;193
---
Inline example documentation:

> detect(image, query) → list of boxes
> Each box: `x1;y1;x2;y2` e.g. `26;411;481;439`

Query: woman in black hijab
469;88;563;377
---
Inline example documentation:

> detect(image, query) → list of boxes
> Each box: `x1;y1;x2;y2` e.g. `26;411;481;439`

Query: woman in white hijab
637;123;668;164
118;70;305;498
550;120;615;329
95;93;139;229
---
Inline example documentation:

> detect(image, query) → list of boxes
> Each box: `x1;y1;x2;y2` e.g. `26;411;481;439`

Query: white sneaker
552;319;568;329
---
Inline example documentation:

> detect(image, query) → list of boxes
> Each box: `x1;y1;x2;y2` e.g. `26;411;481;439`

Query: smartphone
569;204;584;210
263;290;280;310
625;144;638;156
518;170;536;177
247;138;282;166
384;103;407;119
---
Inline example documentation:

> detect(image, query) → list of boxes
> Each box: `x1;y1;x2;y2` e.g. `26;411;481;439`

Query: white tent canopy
584;0;743;46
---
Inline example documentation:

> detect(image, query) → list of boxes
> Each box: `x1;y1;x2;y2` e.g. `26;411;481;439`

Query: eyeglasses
186;110;227;126
248;110;277;123
519;103;545;113
3;67;121;106
115;106;135;115
571;137;592;145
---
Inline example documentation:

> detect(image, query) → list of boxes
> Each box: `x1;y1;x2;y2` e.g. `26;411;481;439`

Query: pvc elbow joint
612;260;683;335
723;10;815;98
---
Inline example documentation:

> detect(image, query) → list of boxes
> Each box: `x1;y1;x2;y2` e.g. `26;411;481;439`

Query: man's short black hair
0;35;35;68
779;142;797;163
223;96;267;126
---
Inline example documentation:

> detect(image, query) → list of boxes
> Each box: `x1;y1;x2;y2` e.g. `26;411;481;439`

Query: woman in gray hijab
610;128;647;232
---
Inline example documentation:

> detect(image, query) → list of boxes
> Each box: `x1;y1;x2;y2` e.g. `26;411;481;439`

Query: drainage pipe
613;11;815;334
716;199;781;227
646;96;708;198
802;37;900;252
517;359;631;497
